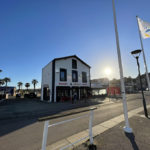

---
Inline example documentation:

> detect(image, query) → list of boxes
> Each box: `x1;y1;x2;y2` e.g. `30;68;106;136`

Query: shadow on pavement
125;132;139;150
0;118;37;137
0;98;105;137
147;116;150;119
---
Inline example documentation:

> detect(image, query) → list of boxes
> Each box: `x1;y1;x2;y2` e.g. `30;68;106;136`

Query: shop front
56;86;90;102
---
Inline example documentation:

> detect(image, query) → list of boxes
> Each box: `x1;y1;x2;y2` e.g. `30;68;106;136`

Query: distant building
91;78;109;88
135;73;150;90
124;77;136;93
41;55;91;102
91;78;109;96
107;87;121;96
109;77;137;94
0;86;16;96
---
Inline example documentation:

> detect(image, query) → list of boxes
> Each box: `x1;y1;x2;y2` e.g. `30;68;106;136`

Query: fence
39;107;97;150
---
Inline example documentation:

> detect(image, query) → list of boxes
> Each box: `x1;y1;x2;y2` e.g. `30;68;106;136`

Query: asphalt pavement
0;93;150;150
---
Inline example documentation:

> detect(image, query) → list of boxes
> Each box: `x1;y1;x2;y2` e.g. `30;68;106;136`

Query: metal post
41;85;43;101
112;0;132;133
136;57;148;117
79;88;80;100
108;79;110;102
42;121;49;150
136;16;150;91
89;110;94;145
70;86;73;104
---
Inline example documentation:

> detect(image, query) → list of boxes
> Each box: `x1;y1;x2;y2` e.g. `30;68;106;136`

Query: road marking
46;105;150;150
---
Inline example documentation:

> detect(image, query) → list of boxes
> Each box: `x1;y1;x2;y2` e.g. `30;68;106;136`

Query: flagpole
136;16;150;91
112;0;132;133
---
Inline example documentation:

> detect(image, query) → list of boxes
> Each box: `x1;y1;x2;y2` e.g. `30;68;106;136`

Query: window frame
82;72;87;83
60;68;67;81
72;70;78;82
72;59;77;69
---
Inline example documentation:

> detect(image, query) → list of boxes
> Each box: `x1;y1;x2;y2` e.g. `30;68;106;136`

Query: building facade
0;86;16;96
91;78;109;96
41;55;91;102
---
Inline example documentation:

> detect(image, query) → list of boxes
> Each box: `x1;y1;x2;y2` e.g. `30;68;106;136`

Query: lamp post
131;49;148;118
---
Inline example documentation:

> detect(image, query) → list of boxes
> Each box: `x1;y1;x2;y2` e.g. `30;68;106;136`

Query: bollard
42;120;49;150
88;109;97;150
89;109;94;145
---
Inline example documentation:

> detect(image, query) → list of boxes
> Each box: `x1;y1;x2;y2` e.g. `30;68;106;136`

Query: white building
41;55;91;102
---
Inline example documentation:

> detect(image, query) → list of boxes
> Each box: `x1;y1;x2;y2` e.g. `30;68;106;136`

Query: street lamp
131;49;148;118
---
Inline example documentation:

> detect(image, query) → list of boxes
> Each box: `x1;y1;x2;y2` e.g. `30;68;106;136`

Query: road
0;93;150;150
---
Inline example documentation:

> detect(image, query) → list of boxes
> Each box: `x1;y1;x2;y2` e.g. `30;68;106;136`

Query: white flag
137;17;150;39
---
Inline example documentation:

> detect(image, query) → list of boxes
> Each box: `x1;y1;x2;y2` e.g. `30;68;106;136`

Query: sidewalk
46;105;150;150
75;110;150;150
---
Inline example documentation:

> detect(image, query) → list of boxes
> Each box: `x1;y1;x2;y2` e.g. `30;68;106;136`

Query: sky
1;0;150;89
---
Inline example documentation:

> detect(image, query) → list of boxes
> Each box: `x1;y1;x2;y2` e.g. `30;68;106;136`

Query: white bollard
42;120;49;150
89;110;94;145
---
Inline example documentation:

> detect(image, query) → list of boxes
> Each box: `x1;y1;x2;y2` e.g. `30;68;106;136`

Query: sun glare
105;68;112;76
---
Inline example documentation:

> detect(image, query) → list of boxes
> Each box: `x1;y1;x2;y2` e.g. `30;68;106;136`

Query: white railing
39;107;97;150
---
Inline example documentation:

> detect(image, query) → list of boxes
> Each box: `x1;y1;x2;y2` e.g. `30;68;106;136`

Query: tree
3;77;11;94
25;83;30;92
32;79;38;92
0;79;4;87
17;82;23;91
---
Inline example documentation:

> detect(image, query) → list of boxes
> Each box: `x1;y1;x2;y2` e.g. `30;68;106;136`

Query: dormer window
72;59;77;69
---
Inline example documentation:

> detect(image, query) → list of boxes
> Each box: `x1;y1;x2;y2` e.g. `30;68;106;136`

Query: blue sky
1;0;150;88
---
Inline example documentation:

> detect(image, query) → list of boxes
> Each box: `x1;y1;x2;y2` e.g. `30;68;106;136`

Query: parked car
29;92;37;98
24;93;37;98
16;93;21;98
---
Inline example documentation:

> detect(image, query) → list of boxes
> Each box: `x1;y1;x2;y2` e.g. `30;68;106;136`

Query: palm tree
0;70;3;87
17;82;23;91
32;79;38;92
3;77;11;94
0;79;4;87
25;83;30;92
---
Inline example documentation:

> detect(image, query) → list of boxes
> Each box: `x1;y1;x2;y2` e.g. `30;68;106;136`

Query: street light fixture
131;49;148;118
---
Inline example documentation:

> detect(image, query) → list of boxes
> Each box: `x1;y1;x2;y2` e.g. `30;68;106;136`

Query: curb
46;105;150;150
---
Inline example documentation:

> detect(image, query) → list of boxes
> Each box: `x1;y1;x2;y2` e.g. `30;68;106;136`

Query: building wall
41;61;52;100
41;56;91;102
55;57;90;87
42;62;52;89
91;78;109;89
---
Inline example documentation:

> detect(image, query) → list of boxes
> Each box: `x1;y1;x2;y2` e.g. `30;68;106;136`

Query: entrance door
72;87;79;100
56;86;70;102
43;87;50;101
